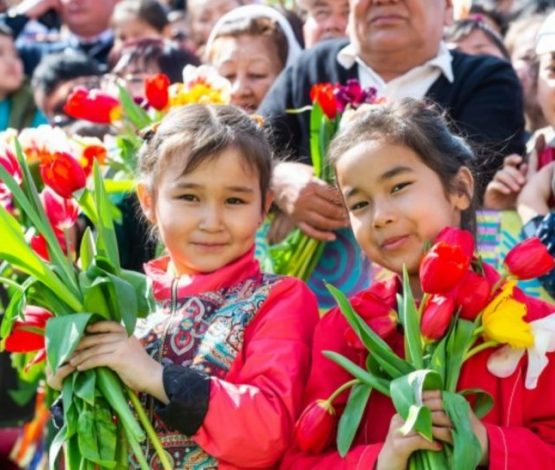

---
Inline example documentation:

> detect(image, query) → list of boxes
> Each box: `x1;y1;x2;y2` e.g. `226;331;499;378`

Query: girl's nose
198;206;224;232
372;198;395;228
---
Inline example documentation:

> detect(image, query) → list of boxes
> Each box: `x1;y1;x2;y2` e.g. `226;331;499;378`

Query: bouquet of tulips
0;139;173;469
294;227;555;469
270;80;382;280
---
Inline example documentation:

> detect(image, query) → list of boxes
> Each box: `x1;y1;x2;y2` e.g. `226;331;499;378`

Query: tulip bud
3;306;53;353
420;242;470;294
40;152;87;199
421;294;455;342
40;187;79;231
145;73;170;111
505;237;555;280
455;270;491;321
294;400;336;454
435;227;474;259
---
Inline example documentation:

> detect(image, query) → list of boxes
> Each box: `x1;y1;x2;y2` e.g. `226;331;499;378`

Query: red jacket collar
144;247;261;301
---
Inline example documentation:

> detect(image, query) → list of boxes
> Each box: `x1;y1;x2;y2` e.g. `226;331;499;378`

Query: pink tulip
40;187;79;231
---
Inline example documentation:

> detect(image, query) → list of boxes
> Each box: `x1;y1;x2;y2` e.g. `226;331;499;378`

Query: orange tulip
40;152;87;198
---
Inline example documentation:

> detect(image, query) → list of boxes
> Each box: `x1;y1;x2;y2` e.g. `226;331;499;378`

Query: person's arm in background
1;0;59;38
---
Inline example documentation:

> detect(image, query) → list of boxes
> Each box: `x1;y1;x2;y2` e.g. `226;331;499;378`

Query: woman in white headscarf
205;5;303;113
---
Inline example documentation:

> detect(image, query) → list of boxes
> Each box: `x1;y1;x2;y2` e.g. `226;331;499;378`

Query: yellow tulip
482;281;534;348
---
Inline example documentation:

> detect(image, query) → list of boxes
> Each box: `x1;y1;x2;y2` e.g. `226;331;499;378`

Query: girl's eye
226;197;246;205
248;73;268;80
391;182;412;193
178;194;198;202
349;200;368;211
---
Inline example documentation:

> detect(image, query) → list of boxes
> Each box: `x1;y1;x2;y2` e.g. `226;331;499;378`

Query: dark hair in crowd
31;51;102;97
112;0;170;32
207;16;289;69
138;104;273;209
446;18;510;60
109;38;200;83
328;99;477;234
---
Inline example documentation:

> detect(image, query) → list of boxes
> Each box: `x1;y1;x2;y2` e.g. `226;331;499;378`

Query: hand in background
484;154;528;210
69;321;168;404
272;162;349;241
517;162;555;225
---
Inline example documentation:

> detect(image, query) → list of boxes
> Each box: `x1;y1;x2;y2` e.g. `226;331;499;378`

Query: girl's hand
376;391;489;470
46;362;75;391
69;321;168;403
484;154;527;210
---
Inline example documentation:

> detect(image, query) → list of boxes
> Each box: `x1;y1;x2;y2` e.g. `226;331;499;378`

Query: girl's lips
380;235;410;251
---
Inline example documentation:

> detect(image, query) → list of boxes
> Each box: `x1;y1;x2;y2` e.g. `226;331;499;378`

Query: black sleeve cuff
155;364;211;436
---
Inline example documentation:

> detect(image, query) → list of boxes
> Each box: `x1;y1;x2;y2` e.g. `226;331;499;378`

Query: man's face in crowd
349;0;452;57
60;0;118;38
302;0;349;48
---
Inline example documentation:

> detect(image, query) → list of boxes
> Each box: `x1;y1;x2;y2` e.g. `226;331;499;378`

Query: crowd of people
1;0;555;469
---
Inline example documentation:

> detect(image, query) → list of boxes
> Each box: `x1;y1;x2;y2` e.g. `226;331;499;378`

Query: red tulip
31;232;67;261
505;237;555;280
420;230;473;294
81;144;107;176
455;270;491;320
435;227;474;259
3;306;53;353
145;73;170;111
310;83;338;119
294;400;336;453
40;152;87;198
0;147;22;184
40;187;79;231
421;294;455;342
64;87;121;124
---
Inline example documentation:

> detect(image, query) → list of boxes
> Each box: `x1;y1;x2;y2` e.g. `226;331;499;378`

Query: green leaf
93;163;121;272
77;402;117;468
0;277;32;340
323;351;390;396
118;84;152;129
105;180;135;193
443;391;483;470
105;272;138;334
82;276;113;320
74;370;97;406
337;383;372;456
309;103;324;177
79;227;96;271
459;388;494;419
399;404;433;441
120;269;155;318
445;319;476;392
326;282;413;378
401;266;423;368
45;313;93;371
390;370;443;440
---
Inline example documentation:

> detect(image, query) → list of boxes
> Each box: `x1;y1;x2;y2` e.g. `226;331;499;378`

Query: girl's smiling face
336;139;471;278
138;146;269;275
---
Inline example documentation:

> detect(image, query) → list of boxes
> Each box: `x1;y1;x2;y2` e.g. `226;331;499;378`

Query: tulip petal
487;345;524;378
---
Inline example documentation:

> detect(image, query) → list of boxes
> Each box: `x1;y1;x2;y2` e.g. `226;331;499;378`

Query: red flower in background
3;306;53;353
421;294;455;342
0;147;22;183
455;270;491;320
294;400;337;454
40;152;86;198
145;73;170;111
420;228;473;294
30;232;67;261
504;237;555;280
40;187;79;231
334;80;379;112
64;87;121;124
310;83;338;119
80;144;107;176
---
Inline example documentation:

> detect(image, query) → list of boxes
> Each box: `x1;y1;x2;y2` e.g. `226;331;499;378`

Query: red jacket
281;277;555;469
139;249;319;469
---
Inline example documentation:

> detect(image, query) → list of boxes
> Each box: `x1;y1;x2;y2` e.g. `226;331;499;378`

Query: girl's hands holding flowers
46;362;75;391
69;321;168;404
377;391;488;470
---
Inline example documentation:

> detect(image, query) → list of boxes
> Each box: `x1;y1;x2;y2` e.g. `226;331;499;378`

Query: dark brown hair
328;99;477;233
207;16;289;69
138;104;273;209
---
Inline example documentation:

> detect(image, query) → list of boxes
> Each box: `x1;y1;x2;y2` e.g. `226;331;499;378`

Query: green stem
127;389;173;470
327;379;360;404
463;340;498;362
122;423;150;470
490;274;508;296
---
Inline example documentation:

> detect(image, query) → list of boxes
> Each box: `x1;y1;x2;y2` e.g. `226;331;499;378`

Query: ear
262;190;273;219
450;167;474;211
136;182;157;224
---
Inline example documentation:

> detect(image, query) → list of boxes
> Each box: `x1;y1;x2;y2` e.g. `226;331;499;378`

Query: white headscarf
206;5;303;68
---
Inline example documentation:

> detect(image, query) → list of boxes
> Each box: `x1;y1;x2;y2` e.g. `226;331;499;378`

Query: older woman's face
209;35;283;113
349;0;452;57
